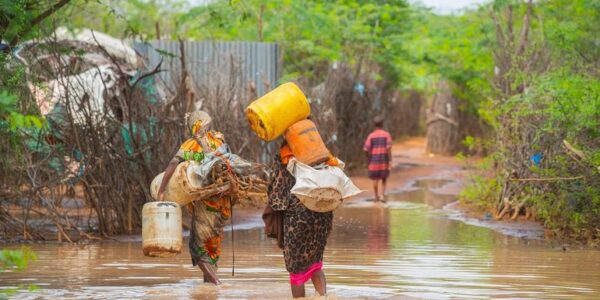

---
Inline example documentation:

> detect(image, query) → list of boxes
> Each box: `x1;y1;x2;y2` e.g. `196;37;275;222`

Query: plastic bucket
142;201;182;257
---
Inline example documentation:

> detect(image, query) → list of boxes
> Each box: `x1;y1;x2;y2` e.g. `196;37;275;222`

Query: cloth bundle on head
186;110;212;135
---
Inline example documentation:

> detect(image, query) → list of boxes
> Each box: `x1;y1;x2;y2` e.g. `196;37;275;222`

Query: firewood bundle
196;162;269;208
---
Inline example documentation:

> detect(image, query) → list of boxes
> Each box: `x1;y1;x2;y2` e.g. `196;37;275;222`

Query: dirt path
346;137;545;240
348;137;466;201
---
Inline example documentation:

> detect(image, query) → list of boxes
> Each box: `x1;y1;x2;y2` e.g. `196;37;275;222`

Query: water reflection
367;205;389;253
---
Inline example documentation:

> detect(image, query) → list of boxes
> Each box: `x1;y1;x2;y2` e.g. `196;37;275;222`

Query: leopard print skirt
268;155;333;274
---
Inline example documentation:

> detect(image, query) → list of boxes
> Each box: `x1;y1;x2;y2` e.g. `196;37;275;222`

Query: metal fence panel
130;40;279;96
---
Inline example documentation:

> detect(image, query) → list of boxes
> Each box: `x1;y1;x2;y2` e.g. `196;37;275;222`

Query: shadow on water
2;179;600;299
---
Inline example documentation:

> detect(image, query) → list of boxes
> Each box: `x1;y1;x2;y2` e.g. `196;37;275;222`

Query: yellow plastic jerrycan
245;82;310;141
142;201;182;258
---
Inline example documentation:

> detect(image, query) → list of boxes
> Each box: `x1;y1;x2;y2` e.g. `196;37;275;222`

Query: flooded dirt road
2;180;600;299
2;139;600;299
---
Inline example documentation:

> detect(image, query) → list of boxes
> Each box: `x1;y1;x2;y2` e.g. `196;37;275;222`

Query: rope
230;197;235;277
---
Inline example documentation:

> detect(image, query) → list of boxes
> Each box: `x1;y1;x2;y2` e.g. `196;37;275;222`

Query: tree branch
8;0;71;47
517;0;533;56
507;4;514;47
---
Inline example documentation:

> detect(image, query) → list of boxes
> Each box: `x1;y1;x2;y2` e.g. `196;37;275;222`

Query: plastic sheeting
53;27;139;66
29;65;118;125
16;28;153;127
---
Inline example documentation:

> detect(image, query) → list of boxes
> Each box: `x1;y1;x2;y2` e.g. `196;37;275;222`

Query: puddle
347;178;456;209
412;179;452;190
444;202;545;240
2;179;600;299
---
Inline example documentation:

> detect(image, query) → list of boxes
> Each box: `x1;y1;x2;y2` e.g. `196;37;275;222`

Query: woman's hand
157;157;182;202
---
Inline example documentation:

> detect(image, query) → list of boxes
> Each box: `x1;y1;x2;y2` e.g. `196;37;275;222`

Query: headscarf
178;111;223;162
186;110;212;136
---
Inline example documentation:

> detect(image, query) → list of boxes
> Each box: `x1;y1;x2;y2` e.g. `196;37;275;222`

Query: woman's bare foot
291;283;305;298
199;262;222;285
311;270;327;296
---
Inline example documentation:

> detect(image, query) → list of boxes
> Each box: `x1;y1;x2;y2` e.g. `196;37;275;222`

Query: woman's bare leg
311;270;327;296
198;261;221;285
291;283;306;298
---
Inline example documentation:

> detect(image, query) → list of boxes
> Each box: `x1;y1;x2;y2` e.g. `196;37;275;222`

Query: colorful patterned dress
363;129;392;179
175;130;231;266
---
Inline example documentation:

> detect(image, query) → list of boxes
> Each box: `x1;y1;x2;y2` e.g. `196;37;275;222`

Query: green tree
58;0;187;40
458;0;600;240
0;0;71;50
177;0;411;84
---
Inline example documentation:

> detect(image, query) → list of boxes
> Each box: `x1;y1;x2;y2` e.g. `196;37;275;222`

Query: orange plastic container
284;120;330;166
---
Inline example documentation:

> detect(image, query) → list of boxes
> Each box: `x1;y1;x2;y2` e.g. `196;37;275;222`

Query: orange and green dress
175;130;231;266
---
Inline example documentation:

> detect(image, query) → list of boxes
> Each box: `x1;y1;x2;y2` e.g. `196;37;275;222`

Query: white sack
286;158;362;212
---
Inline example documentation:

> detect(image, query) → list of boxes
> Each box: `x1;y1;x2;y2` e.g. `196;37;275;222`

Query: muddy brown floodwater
2;179;600;299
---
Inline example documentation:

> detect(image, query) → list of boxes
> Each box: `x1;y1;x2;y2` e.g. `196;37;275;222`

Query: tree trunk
426;81;459;155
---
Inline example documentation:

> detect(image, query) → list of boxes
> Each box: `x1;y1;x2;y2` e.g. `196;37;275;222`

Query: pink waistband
289;261;323;285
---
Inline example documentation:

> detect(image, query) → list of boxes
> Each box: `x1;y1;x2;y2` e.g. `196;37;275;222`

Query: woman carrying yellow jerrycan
246;82;360;298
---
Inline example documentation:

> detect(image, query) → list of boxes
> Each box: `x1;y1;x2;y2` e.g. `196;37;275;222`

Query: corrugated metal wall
131;40;280;96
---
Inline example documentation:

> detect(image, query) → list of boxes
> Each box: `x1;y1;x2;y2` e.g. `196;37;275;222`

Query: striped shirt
363;129;392;179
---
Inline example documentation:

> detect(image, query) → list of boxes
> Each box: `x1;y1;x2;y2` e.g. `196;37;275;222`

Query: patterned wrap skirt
267;155;333;276
188;197;232;266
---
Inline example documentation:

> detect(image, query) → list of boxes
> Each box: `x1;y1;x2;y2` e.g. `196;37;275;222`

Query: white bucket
142;201;182;257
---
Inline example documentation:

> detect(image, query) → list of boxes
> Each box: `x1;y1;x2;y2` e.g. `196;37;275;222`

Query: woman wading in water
157;111;231;285
267;141;333;298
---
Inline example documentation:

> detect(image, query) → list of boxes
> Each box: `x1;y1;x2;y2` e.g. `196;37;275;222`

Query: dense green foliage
182;0;411;84
0;41;44;186
60;0;184;40
0;91;43;131
62;0;414;86
0;1;69;47
456;0;600;241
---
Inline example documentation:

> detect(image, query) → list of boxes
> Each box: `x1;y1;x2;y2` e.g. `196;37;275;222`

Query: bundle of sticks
186;162;269;208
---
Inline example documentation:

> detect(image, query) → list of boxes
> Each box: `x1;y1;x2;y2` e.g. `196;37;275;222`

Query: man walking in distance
363;115;392;202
